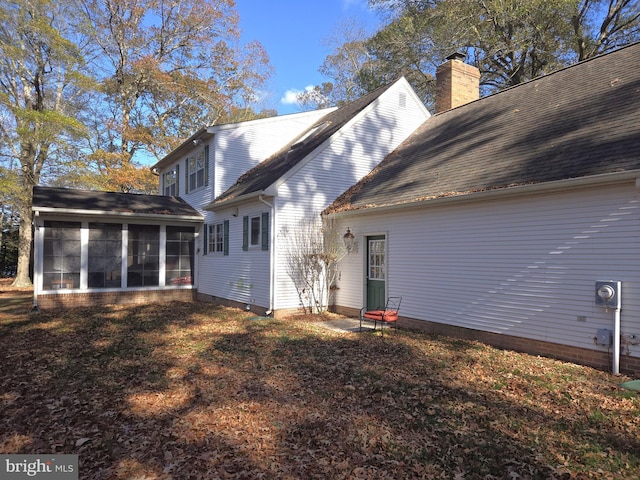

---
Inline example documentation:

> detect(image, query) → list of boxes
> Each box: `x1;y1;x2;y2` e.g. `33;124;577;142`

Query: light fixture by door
343;227;356;253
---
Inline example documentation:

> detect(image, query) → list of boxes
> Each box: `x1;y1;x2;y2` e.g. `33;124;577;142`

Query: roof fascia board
204;190;267;211
33;206;203;223
266;79;407;196
208;107;337;133
151;127;211;171
326;170;640;219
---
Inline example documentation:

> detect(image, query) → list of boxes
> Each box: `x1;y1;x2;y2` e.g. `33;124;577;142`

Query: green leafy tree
319;0;640;107
0;0;89;286
0;166;20;276
78;0;273;191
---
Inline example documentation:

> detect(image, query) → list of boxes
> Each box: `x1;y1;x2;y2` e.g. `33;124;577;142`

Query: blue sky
235;0;383;114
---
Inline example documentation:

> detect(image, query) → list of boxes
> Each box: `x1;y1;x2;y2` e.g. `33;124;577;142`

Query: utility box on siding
596;328;613;347
595;281;621;309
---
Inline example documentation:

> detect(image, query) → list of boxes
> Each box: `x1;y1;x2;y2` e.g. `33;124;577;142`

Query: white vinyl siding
173;81;428;313
334;182;640;358
213;109;333;198
194;111;334;309
272;80;430;311
197;205;271;308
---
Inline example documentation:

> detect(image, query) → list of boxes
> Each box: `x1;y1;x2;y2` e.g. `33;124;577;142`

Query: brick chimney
435;52;480;113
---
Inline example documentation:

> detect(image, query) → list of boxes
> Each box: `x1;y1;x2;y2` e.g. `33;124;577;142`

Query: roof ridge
435;41;640;116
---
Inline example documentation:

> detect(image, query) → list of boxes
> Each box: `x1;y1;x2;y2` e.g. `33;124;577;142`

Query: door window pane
368;239;386;280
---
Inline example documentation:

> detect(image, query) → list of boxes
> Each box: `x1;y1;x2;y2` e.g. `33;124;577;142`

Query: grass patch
0;286;639;479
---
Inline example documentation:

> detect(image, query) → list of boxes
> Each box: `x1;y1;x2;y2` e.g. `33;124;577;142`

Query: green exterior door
366;235;386;310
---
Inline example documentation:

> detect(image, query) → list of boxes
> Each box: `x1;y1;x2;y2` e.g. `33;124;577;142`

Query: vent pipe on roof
435;52;480;114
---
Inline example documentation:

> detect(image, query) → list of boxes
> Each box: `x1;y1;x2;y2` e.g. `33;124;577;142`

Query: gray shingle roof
210;81;397;207
327;42;640;214
33;187;202;219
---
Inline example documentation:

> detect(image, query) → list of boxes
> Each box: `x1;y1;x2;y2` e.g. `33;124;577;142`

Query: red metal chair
360;297;402;336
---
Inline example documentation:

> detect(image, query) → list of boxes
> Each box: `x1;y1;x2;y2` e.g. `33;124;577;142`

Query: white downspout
613;306;621;375
31;211;40;312
259;194;275;315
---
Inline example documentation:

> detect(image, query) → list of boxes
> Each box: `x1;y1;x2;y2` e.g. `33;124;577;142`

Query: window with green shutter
223;219;229;256
207;223;225;254
242;213;269;251
242;216;249;251
261;211;269;251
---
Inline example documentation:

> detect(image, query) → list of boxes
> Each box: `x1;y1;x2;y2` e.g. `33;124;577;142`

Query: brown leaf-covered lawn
1;281;639;479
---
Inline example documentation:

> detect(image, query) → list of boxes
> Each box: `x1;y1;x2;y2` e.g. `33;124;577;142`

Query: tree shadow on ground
0;298;638;479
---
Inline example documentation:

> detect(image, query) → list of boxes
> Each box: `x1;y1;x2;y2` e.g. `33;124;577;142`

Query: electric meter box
595;281;621;309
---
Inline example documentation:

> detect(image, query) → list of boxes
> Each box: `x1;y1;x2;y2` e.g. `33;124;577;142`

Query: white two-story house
32;43;640;374
32;78;429;316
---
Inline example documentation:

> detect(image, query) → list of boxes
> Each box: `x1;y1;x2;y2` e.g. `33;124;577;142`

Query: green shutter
261;211;269;251
204;145;210;187
242;216;248;251
223;219;229;256
184;158;189;194
203;224;208;255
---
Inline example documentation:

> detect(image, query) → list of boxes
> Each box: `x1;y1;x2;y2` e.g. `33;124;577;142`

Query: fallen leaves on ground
0;283;638;479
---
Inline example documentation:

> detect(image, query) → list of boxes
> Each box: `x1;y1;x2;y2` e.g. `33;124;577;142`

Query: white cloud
280;85;316;105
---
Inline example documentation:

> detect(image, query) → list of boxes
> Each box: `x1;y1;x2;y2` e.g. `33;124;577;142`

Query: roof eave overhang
151;127;215;172
33;206;203;223
326;169;640;219
204;190;271;212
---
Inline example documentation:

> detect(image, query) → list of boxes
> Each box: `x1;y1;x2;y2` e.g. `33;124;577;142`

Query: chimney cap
445;52;467;62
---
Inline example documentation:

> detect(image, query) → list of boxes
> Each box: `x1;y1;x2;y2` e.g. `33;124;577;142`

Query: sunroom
32;187;203;310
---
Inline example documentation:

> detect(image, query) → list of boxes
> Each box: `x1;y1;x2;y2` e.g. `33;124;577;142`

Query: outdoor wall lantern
343;227;356;253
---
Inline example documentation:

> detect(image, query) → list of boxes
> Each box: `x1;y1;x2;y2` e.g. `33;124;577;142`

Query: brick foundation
332;305;640;375
37;288;196;310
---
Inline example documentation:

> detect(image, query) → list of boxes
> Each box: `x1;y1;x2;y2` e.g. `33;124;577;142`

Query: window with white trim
242;212;269;251
208;223;224;253
164;167;178;196
250;216;261;246
204;220;229;255
186;149;207;192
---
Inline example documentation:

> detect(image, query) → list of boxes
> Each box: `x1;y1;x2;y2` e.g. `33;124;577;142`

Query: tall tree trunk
12;198;32;287
12;144;39;287
0;204;4;255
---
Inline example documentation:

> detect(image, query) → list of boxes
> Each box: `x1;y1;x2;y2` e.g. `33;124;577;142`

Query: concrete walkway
319;317;379;333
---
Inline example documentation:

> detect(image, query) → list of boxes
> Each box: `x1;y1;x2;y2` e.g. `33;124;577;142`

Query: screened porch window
127;225;160;287
88;223;122;288
43;221;81;290
166;226;194;285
